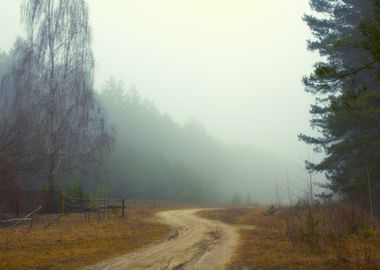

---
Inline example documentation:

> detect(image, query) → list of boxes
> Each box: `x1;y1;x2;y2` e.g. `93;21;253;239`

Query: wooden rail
0;205;42;229
44;204;125;229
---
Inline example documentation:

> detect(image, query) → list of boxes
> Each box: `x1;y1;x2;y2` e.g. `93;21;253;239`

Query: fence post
15;187;20;217
122;199;125;218
60;188;65;214
107;199;110;219
103;199;106;219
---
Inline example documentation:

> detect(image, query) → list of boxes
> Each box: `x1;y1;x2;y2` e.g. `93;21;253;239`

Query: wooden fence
63;196;125;217
0;188;58;218
0;188;126;228
0;188;125;216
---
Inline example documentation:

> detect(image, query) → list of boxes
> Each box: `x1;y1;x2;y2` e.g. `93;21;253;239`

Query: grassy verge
0;207;170;270
199;207;380;270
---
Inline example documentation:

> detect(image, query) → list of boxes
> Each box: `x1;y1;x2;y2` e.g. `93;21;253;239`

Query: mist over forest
1;0;379;210
2;1;380;269
0;46;304;205
98;78;303;203
0;0;310;206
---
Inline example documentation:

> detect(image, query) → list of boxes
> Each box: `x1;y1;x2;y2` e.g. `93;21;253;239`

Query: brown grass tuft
200;206;380;270
0;207;170;270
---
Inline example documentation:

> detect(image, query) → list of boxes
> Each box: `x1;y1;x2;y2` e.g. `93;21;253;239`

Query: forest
0;0;378;212
0;0;379;211
0;51;299;207
0;51;299;206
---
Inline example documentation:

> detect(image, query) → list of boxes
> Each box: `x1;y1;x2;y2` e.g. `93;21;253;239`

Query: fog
0;0;323;203
89;0;319;161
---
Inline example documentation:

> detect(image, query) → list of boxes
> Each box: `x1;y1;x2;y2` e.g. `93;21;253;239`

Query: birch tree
11;0;113;210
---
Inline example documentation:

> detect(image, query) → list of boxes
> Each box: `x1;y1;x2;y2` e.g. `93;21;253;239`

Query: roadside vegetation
200;205;380;270
0;207;170;270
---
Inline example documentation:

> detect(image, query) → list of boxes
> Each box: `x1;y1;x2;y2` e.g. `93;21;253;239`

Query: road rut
85;209;238;270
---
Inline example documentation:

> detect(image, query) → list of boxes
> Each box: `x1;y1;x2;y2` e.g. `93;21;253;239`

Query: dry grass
0;207;170;270
199;207;380;270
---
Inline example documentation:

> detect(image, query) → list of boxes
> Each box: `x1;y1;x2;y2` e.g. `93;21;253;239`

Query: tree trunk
46;159;55;213
366;166;375;229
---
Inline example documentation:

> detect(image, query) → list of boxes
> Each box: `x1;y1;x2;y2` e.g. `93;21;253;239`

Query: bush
284;200;378;266
65;180;90;200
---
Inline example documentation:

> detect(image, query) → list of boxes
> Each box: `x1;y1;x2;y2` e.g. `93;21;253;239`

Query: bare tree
286;173;294;208
9;0;113;211
273;179;283;208
366;165;375;229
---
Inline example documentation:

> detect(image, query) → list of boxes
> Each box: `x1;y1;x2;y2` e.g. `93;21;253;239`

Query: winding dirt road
86;209;238;270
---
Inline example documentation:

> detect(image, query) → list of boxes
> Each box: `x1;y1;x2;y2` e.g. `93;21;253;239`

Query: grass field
0;207;170;270
199;207;380;270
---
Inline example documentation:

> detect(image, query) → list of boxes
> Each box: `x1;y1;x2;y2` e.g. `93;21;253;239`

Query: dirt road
86;209;238;270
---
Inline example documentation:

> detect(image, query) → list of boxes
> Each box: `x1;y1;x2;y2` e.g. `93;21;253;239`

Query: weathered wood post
60;188;65;214
122;199;125;218
107;199;110;219
103;199;106;219
15;187;20;217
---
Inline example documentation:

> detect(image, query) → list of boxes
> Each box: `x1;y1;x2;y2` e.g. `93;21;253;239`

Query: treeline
0;0;301;207
98;79;208;202
1;43;297;205
96;79;300;204
301;0;380;213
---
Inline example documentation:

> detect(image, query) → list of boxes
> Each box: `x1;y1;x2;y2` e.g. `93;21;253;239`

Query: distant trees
300;0;380;209
0;50;37;189
97;78;299;204
231;193;242;206
0;0;112;210
0;1;301;207
99;79;205;203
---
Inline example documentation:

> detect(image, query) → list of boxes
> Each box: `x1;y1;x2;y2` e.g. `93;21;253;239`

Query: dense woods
98;79;297;203
1;40;297;206
0;0;380;211
0;0;300;209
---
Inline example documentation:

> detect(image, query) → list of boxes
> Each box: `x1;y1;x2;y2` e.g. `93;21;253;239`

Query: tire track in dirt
85;209;238;270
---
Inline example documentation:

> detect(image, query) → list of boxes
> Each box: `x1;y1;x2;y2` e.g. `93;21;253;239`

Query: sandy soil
85;209;238;270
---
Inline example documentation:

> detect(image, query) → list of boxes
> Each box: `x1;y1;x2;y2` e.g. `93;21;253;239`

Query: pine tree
300;0;380;206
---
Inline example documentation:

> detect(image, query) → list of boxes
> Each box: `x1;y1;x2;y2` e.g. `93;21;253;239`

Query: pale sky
0;0;319;164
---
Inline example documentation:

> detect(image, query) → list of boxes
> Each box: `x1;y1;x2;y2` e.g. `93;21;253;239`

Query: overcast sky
0;0;319;164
